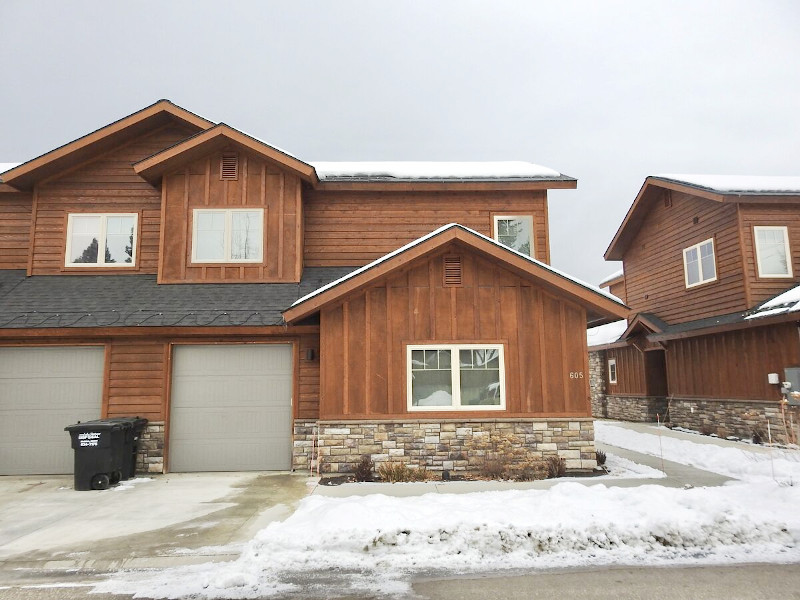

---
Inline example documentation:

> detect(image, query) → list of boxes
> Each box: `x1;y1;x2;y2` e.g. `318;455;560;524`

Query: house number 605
569;372;584;379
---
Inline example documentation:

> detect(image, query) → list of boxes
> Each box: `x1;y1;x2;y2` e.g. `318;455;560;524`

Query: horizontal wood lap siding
623;190;746;324
608;280;626;304
0;192;32;269
607;345;647;395
319;245;590;420
106;340;167;421
30;125;195;275
304;190;549;267
738;204;800;306
297;333;321;419
666;322;800;400
159;151;302;283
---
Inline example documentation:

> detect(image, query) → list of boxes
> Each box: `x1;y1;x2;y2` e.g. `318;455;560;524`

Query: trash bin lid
64;419;126;433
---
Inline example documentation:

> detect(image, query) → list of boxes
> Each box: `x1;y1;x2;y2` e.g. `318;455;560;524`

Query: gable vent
663;191;673;208
443;255;462;286
220;153;239;180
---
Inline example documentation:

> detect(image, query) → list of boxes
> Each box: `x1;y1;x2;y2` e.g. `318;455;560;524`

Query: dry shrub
595;449;607;466
378;462;434;483
353;455;375;482
465;431;552;481
546;455;566;478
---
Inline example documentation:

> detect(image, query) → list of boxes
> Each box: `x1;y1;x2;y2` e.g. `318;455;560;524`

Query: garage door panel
0;347;104;475
169;344;293;472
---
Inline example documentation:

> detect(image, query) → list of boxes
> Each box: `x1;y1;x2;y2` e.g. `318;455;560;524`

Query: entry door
168;344;293;472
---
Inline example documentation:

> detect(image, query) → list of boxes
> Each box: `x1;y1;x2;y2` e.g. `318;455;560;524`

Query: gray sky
1;0;798;285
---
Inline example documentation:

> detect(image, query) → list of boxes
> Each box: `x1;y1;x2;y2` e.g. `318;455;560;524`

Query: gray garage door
169;344;293;472
0;346;105;475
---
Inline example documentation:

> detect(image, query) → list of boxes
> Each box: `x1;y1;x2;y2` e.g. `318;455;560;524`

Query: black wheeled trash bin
64;420;126;491
107;417;148;480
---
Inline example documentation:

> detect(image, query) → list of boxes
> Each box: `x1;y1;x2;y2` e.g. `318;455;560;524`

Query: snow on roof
599;269;624;287
311;161;565;181
653;175;800;195
587;319;628;347
745;284;800;321
289;223;626;310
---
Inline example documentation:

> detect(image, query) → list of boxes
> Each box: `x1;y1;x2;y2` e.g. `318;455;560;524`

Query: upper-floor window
754;226;792;278
66;213;137;267
407;344;506;411
683;238;717;288
493;215;533;257
192;209;264;263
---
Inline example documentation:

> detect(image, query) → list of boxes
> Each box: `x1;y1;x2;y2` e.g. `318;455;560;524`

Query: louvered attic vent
221;153;239;180
443;255;462;286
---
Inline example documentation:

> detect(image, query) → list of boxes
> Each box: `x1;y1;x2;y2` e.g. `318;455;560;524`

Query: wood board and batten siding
738;203;800;307
0;191;32;270
304;190;550;267
666;322;799;401
319;245;590;420
159;151;303;283
606;345;667;397
623;189;746;324
28;125;196;276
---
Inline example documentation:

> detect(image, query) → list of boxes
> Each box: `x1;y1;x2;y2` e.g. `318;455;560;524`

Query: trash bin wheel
110;471;121;485
91;473;110;490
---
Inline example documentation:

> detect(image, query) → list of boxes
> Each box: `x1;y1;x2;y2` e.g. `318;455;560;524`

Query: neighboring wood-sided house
588;175;800;442
0;100;626;477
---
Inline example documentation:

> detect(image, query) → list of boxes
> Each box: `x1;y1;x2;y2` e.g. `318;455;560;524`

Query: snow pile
595;421;800;482
587;319;627;347
312;161;563;181
654;175;800;194
97;481;800;598
603;453;665;479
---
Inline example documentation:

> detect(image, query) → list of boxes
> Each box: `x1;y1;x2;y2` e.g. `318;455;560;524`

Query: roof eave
312;176;576;192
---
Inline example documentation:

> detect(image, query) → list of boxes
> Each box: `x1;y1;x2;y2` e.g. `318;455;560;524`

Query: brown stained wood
106;340;167;419
303;189;550;267
318;245;591;420
159;149;302;283
0;192;32;269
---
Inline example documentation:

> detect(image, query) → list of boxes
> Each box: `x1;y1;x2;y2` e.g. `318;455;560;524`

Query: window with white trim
754;226;792;278
608;358;617;384
407;344;505;411
683;238;717;288
192;209;264;263
66;213;137;267
493;215;534;257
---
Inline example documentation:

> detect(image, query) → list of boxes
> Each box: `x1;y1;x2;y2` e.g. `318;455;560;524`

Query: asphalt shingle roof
0;268;356;329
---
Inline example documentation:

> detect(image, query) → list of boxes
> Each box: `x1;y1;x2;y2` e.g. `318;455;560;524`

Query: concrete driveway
0;472;311;586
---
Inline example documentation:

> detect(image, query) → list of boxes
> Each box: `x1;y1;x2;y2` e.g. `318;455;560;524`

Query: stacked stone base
293;418;597;476
667;399;800;445
604;395;668;422
136;421;165;474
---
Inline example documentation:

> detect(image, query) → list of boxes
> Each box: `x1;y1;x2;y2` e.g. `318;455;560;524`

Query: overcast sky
1;1;798;284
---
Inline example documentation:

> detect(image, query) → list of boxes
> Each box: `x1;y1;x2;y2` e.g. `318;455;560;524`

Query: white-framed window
608;358;617;384
407;344;506;411
192;209;264;263
754;226;792;278
683;238;717;288
65;213;137;267
493;215;534;257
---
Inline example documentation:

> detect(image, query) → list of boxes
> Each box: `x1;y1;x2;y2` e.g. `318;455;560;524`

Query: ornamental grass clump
377;462;434;483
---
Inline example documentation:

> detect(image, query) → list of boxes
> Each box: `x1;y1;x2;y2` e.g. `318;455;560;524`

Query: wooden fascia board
311;179;577;192
604;177;726;261
1;101;212;191
134;125;318;184
284;226;629;323
0;325;319;340
648;312;799;342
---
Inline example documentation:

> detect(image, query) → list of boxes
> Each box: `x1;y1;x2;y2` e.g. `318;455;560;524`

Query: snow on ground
97;426;800;599
602;453;665;479
595;421;800;482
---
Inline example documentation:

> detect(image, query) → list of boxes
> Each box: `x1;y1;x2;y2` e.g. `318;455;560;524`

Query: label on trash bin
78;432;101;447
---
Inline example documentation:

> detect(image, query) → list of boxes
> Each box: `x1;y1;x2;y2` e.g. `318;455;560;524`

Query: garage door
169;344;293;472
0;346;105;475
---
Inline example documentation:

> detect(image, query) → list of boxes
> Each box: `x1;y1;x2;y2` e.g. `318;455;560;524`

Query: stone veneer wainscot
293;418;597;475
136;421;165;474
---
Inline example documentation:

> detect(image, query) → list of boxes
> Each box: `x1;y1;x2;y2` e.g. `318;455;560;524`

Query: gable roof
605;175;800;261
0;100;213;191
283;223;628;325
134;123;318;184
